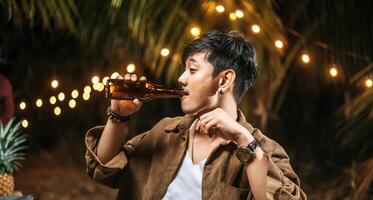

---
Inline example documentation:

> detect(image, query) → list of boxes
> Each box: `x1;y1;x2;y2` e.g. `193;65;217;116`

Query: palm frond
334;90;373;157
0;0;79;32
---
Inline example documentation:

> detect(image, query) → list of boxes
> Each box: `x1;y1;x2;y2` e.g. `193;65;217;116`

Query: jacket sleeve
258;130;307;200
85;125;148;188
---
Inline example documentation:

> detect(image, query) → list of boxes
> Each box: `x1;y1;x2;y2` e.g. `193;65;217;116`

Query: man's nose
178;71;187;86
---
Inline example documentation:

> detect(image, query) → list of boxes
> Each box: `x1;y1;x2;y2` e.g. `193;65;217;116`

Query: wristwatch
236;139;261;164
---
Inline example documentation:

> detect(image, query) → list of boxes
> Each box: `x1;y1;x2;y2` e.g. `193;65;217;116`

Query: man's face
178;52;220;115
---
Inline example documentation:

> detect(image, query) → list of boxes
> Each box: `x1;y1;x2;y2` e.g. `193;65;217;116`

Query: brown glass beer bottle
105;79;186;101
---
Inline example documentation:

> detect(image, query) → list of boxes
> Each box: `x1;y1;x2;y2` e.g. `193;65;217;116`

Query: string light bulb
229;13;237;21
98;83;105;92
91;76;100;84
21;119;28;128
71;90;79;99
58;92;65;101
83;93;90;101
50;96;57;105
215;5;225;13
161;48;170;57
102;76;109;85
301;53;311;64
190;27;201;37
51;80;59;89
84;86;92;93
36;99;43;107
329;66;338;77
275;40;284;49
111;72;119;79
235;10;244;18
93;83;100;91
251;24;260;34
54;107;61;116
19;102;26;110
126;64;136;73
69;99;76;108
365;78;373;88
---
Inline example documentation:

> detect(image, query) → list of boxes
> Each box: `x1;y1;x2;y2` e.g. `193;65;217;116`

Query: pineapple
0;118;27;196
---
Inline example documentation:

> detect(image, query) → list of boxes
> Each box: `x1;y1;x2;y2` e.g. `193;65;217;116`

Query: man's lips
181;88;189;96
180;89;189;99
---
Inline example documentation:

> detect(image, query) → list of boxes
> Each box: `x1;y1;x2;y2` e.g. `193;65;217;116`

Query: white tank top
162;119;206;200
162;151;207;200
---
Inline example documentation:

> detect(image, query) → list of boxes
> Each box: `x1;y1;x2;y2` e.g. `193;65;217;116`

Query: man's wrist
237;128;255;146
106;107;131;123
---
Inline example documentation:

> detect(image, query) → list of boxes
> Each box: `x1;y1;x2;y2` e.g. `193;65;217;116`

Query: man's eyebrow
187;57;197;63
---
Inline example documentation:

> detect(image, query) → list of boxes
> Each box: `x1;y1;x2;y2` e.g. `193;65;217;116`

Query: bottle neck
152;87;185;98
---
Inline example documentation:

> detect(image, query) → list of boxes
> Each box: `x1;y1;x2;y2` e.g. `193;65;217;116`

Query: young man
85;31;307;200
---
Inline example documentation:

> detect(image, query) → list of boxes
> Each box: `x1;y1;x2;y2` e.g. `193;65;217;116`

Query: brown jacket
85;111;307;200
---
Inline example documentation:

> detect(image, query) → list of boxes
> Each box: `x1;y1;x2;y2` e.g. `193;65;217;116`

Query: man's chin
181;105;210;116
181;107;194;114
181;104;198;115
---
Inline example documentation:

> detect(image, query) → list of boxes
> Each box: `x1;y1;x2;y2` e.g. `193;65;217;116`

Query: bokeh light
54;107;61;116
91;76;100;84
365;78;373;88
83;93;90;101
21;119;28;128
329;66;338;77
84;86;92;93
58;92;65;101
102;76;110;85
19;102;26;110
69;99;76;108
235;10;244;18
126;64;136;73
111;72;119;79
190;27;201;37
215;5;225;13
275;40;284;49
301;53;310;64
251;24;260;33
51;80;59;89
229;13;237;21
36;99;43;107
50;96;57;105
71;90;79;99
161;48;170;57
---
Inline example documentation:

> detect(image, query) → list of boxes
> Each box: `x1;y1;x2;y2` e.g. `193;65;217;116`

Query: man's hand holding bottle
110;74;147;117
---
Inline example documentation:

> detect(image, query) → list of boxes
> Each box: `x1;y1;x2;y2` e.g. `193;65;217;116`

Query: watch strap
247;138;261;152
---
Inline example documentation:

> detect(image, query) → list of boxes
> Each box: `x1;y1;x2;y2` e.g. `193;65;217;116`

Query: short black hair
182;31;258;103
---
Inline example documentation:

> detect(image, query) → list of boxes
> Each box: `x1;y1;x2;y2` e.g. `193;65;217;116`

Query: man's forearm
245;148;269;200
237;129;269;200
97;118;129;164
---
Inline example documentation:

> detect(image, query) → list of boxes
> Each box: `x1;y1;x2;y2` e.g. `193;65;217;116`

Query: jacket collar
164;114;195;139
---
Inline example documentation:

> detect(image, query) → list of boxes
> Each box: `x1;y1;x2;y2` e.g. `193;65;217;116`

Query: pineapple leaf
0;117;28;174
8;137;27;148
5;135;26;150
2;118;16;138
9;156;26;162
6;146;28;156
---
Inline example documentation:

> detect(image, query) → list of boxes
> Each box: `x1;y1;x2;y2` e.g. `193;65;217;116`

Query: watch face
237;147;253;163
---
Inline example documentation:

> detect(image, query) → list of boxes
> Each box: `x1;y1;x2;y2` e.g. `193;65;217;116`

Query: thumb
133;99;143;107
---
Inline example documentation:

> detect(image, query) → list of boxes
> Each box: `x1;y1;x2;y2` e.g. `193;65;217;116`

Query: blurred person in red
0;74;15;124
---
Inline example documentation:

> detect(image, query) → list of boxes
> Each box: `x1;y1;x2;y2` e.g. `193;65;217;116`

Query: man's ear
218;69;236;92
